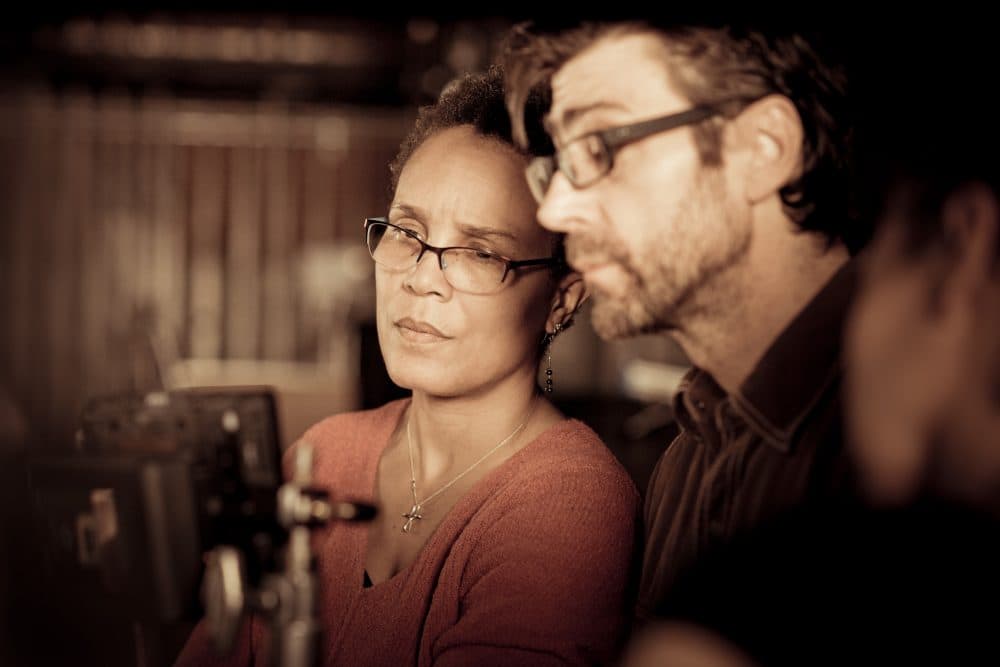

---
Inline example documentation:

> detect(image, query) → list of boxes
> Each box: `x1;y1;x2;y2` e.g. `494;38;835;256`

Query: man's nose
537;171;588;234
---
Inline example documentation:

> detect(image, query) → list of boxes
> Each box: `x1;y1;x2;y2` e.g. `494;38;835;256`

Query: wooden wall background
0;88;413;448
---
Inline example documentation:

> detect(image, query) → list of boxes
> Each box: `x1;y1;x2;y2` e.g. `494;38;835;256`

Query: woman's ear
546;272;588;333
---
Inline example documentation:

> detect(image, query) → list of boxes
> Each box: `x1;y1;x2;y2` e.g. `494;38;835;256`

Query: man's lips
569;257;615;274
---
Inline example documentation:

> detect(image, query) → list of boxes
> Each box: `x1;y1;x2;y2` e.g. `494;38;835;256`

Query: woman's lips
394;317;451;343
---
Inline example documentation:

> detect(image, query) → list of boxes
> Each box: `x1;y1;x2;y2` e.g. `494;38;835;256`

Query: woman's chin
384;365;457;397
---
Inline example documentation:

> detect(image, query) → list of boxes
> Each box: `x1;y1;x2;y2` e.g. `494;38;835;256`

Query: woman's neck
406;370;542;480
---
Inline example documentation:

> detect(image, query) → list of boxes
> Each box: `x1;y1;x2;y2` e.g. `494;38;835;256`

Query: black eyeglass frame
363;217;563;290
526;103;736;199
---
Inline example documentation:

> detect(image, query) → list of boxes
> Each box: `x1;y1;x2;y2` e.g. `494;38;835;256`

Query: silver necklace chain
402;399;538;533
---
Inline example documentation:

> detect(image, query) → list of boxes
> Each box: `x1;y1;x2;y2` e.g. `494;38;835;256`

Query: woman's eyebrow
389;202;427;221
390;204;519;245
455;222;517;243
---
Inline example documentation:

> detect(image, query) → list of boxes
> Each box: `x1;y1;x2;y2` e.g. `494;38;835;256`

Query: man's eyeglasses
364;218;562;295
526;105;725;203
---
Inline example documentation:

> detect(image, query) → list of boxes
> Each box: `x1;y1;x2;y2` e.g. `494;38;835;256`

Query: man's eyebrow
545;100;631;142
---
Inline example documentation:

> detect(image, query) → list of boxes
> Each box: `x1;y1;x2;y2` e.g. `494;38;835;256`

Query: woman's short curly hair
388;63;554;200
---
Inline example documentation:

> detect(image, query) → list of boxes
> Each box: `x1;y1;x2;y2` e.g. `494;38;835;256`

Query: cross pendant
402;503;423;533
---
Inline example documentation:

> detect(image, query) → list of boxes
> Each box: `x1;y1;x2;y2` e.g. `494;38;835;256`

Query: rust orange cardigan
176;398;640;666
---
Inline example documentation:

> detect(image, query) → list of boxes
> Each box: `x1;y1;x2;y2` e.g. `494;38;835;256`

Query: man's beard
578;171;751;340
584;260;668;340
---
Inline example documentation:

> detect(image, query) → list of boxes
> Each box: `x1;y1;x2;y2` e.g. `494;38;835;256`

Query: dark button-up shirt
636;261;859;621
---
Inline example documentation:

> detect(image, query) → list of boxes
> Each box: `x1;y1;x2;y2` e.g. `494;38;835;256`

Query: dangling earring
544;322;563;394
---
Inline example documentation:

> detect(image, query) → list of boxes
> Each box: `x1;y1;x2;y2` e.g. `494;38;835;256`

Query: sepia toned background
0;10;687;469
0;11;691;664
4;7;984;666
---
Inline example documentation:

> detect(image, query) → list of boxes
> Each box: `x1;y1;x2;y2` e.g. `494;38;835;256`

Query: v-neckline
357;398;569;591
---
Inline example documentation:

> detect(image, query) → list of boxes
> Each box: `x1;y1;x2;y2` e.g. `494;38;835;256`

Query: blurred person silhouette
844;69;1000;514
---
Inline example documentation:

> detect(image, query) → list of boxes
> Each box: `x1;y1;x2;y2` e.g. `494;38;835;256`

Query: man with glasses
502;20;866;622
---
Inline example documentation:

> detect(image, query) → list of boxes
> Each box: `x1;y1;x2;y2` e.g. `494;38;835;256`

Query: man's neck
673;226;849;396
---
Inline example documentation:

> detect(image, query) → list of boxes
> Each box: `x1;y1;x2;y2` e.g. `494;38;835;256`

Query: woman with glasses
176;64;640;667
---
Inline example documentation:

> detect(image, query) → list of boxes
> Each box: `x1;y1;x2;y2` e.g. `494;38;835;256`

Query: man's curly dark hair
501;20;869;255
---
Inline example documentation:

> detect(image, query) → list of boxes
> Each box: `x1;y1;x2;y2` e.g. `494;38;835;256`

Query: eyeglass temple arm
602;106;721;147
511;256;563;267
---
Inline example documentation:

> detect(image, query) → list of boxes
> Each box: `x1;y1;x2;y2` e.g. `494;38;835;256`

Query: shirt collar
729;260;858;452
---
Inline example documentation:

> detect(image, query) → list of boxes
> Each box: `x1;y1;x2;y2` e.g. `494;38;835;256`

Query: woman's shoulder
456;418;640;564
531;418;631;471
282;399;408;481
297;398;409;448
510;417;639;504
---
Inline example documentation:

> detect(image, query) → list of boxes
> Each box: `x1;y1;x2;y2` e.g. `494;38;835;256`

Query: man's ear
738;94;805;204
546;272;587;333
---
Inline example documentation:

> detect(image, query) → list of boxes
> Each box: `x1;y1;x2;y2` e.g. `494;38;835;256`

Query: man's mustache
565;236;630;268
